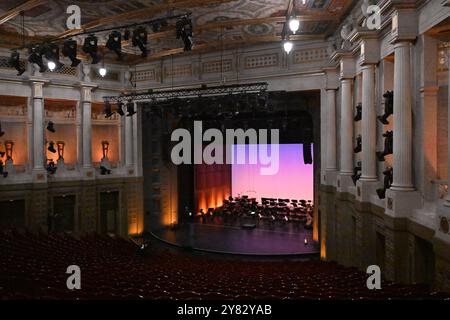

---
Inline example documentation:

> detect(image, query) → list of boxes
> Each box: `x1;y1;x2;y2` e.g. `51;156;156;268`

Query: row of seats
0;230;448;300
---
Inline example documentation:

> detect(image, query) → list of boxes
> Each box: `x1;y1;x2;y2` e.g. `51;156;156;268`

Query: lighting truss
102;82;269;104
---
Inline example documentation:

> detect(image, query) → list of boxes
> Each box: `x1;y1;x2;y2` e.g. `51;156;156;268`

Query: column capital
330;51;356;80
390;7;417;44
323;67;339;90
29;78;49;98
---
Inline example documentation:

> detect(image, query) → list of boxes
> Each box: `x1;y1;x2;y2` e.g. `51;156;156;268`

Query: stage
152;221;319;256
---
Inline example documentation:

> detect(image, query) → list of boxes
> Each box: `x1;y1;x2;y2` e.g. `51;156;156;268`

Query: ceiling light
289;17;300;34
62;39;81;67
9;50;26;76
283;41;293;54
82;34;101;64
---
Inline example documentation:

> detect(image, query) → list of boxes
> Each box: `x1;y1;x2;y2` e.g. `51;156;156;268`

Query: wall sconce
4;140;14;160
101;140;109;159
57;141;65;160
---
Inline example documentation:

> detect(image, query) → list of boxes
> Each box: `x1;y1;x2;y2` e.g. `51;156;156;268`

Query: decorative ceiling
0;0;356;62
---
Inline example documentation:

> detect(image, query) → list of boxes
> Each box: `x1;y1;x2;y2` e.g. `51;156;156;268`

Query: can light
283;41;293;54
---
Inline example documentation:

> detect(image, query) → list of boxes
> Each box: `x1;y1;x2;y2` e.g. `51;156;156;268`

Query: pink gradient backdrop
231;144;313;202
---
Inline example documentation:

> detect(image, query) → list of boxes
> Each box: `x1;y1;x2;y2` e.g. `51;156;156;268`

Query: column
125;104;134;168
326;89;337;171
360;64;377;181
391;41;414;191
340;78;353;175
446;53;450;206
31;80;45;172
81;85;95;169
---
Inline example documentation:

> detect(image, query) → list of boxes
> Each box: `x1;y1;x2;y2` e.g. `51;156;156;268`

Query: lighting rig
9;13;193;76
102;82;269;119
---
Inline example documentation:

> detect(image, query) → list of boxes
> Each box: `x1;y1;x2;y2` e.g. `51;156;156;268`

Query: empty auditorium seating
0;230;448;300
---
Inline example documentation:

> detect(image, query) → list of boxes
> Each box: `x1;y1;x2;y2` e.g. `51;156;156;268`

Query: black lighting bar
102;82;269;103
12;12;192;51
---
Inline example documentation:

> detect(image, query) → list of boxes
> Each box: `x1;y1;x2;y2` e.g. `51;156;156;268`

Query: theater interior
0;0;450;303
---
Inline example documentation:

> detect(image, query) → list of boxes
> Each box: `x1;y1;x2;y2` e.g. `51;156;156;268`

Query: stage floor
152;222;319;256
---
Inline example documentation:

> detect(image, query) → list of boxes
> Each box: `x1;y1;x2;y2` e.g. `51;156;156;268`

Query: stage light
176;16;193;51
351;162;362;185
123;29;130;41
99;66;107;77
46;159;56;174
103;101;114;118
0;122;4;137
106;31;122;60
354;102;362;121
100;165;111;175
376;130;393;161
289;17;300;34
354;135;362;153
378;91;394;124
376;167;393;199
283;41;293;54
0;160;8;178
126;102;136;116
0;151;4;158
82;34;101;64
46;121;55;133
9;50;26;76
132;27;148;57
44;43;64;71
62;39;81;67
47;141;57;153
28;44;46;73
304;238;308;245
116;102;125;116
303;143;313;164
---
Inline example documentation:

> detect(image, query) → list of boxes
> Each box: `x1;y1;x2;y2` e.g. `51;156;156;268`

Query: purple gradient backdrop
231;144;314;202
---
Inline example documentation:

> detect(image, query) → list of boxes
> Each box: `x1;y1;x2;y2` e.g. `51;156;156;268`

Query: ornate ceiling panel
0;0;355;60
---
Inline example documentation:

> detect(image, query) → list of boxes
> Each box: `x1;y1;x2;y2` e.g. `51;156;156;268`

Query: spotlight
283;41;293;54
62;39;81;67
376;130;393;161
47;141;57;153
176;16;193;51
354;102;362;121
351;162;362;185
132;27;148;57
44;43;64;71
116;102;125;116
82;34;101;64
46;121;55;133
126;102;136;116
0;160;8;178
100;165;111;175
123;29;131;41
46;159;57;174
9;50;26;76
378;91;394;124
103;101;114;118
376;167;393;199
289;17;300;34
152;22;161;33
28;44;46;73
0;151;4;158
354;135;362;153
0;122;4;137
106;31;122;60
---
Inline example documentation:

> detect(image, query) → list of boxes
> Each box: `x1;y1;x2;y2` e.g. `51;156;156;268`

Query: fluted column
340;78;353;175
391;41;414;191
125;104;134;168
81;85;95;169
31;81;45;171
445;54;450;206
360;64;377;181
326;89;337;171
